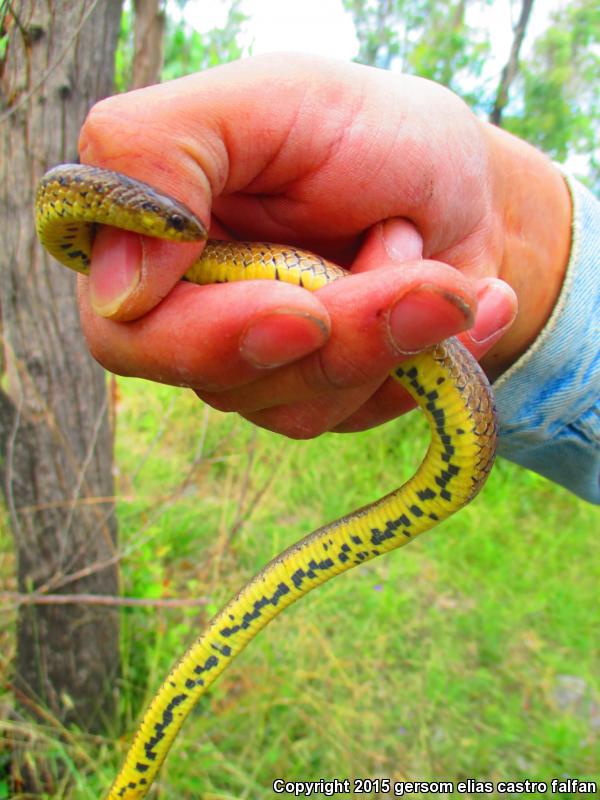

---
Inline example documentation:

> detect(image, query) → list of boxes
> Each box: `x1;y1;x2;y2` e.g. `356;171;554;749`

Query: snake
35;164;497;800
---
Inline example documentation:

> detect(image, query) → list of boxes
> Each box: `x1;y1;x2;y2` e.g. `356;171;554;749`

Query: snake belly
35;164;498;800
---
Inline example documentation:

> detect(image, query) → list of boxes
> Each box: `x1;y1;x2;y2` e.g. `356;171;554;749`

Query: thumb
88;226;205;321
353;217;424;272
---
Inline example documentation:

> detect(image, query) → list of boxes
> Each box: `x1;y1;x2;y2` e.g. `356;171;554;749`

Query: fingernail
469;283;515;344
90;229;141;317
380;218;424;261
241;311;328;368
389;286;474;353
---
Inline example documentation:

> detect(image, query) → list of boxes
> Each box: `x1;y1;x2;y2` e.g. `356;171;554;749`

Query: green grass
1;376;598;799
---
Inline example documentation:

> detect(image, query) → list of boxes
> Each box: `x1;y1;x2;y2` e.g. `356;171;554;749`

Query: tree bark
490;0;535;125
132;0;165;88
0;0;122;750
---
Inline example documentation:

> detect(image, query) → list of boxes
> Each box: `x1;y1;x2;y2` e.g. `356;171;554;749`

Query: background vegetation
0;0;598;798
2;384;597;798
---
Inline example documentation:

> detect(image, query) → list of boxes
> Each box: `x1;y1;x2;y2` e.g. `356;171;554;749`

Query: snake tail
34;164;498;800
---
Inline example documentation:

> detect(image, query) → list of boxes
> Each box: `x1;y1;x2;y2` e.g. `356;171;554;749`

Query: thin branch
490;0;535;126
30;407;231;597
60;390;110;564
0;591;209;609
227;428;257;542
3;680;96;767
225;442;282;548
130;394;176;483
15;494;127;512
0;0;101;122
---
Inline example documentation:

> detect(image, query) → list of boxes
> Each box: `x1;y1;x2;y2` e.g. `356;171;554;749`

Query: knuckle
332;417;370;433
79;98;121;161
195;390;240;413
86;336;120;374
298;351;338;392
78;305;130;377
300;349;385;394
283;420;330;440
333;350;381;386
298;350;352;392
246;407;330;440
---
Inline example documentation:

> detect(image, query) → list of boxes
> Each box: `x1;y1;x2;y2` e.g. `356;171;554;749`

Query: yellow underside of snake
36;164;497;800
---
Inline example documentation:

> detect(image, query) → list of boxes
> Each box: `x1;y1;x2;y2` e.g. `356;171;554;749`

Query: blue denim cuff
493;174;600;503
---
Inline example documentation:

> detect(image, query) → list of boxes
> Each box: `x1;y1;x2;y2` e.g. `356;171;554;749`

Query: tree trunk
132;0;165;88
0;0;122;753
490;0;535;125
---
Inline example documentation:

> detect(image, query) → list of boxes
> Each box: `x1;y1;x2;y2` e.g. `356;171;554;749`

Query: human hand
77;53;570;437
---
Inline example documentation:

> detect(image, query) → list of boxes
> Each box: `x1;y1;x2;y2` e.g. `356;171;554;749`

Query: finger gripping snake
35;164;497;800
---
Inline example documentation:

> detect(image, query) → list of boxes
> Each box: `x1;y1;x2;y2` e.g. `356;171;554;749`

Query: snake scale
35;164;497;800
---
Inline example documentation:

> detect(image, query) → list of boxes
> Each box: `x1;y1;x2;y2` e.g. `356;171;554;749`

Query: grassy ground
1;376;598;799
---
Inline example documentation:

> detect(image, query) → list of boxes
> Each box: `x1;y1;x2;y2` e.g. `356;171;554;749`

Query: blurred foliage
115;0;248;91
2;376;597;797
114;3;134;91
503;0;600;190
162;0;247;82
114;0;598;188
343;0;492;108
343;0;599;189
0;2;8;64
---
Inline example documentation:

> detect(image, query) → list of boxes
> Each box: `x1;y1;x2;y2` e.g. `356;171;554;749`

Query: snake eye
167;213;186;231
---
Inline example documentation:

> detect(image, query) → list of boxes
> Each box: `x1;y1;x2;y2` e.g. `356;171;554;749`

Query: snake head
36;164;208;274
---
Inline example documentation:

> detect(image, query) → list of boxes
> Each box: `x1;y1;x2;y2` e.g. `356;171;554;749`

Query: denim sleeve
493;174;599;504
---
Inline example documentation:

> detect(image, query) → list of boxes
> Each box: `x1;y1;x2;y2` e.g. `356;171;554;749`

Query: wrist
482;122;572;377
